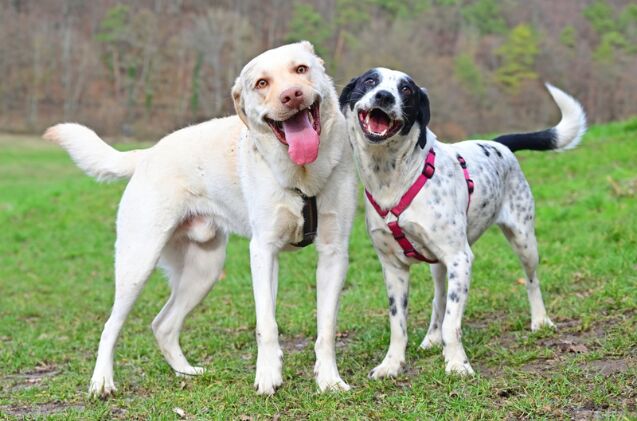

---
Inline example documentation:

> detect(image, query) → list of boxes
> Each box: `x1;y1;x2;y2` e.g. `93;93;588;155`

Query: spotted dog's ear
231;77;249;127
339;77;359;113
417;87;431;149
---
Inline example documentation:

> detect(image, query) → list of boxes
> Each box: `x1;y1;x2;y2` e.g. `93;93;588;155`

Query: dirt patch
3;362;59;392
520;356;562;374
336;330;354;349
538;335;590;354
280;331;354;354
585;358;631;376
280;334;311;354
1;401;84;417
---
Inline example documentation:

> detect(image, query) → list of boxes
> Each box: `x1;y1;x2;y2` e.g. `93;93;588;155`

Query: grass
0;120;636;420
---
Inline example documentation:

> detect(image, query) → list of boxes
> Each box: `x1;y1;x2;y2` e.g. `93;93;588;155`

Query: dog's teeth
365;113;370;125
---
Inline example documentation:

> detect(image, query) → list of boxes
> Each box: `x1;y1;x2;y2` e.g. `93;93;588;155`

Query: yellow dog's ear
231;77;249;127
299;40;315;54
299;40;325;67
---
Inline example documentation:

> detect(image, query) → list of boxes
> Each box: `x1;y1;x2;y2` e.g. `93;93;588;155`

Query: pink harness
365;149;475;264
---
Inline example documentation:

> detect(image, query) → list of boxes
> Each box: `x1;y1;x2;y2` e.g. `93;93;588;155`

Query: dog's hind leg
499;218;555;331
89;178;178;399
420;263;447;349
440;248;475;376
152;233;227;376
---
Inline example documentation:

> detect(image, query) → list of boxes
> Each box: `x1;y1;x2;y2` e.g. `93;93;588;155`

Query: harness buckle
467;179;475;194
423;163;435;178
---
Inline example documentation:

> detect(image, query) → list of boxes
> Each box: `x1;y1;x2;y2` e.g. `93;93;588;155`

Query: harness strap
291;189;318;248
456;155;474;212
365;149;474;264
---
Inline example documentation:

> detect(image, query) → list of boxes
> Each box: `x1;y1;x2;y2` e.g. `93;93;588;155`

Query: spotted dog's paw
420;330;443;350
445;360;475;376
368;357;404;379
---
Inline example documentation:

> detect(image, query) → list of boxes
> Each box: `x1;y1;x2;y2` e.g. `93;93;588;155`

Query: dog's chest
267;192;319;250
367;212;440;265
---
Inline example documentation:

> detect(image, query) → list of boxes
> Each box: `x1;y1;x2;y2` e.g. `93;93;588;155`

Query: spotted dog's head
231;41;332;166
339;68;430;148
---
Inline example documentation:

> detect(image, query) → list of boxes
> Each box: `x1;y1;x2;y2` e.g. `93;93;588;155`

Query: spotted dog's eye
364;78;377;86
401;86;413;95
255;79;268;89
296;65;308;74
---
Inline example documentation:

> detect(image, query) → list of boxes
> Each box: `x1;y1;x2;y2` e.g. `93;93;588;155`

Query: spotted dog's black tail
494;83;586;153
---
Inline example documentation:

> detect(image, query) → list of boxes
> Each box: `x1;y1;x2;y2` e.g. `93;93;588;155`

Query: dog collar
365;149;474;263
291;189;318;248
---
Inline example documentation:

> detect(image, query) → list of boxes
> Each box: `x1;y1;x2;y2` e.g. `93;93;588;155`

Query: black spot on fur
478;143;490;157
449;292;460;302
402;293;408;310
389;296;397;316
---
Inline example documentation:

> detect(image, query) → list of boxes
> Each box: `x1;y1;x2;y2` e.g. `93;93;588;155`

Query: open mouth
358;108;402;141
265;100;321;145
264;100;321;165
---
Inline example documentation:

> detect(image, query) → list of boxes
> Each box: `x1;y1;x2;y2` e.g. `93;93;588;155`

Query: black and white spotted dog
339;68;586;377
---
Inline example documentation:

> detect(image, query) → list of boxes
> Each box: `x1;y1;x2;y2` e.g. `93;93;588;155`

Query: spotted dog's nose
280;87;304;109
374;90;395;108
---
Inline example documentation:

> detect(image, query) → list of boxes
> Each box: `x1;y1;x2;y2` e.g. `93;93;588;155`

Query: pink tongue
369;115;390;133
282;110;319;165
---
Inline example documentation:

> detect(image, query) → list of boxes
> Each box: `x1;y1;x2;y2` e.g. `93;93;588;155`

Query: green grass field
1;120;636;420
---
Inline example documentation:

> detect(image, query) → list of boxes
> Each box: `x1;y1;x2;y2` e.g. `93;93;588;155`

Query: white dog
339;68;586;377
44;42;356;397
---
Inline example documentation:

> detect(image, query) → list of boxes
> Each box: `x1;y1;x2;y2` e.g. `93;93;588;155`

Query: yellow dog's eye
255;79;268;89
296;65;308;74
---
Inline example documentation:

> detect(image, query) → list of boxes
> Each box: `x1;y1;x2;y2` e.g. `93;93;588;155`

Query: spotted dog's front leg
441;249;475;375
369;258;410;379
249;239;283;395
